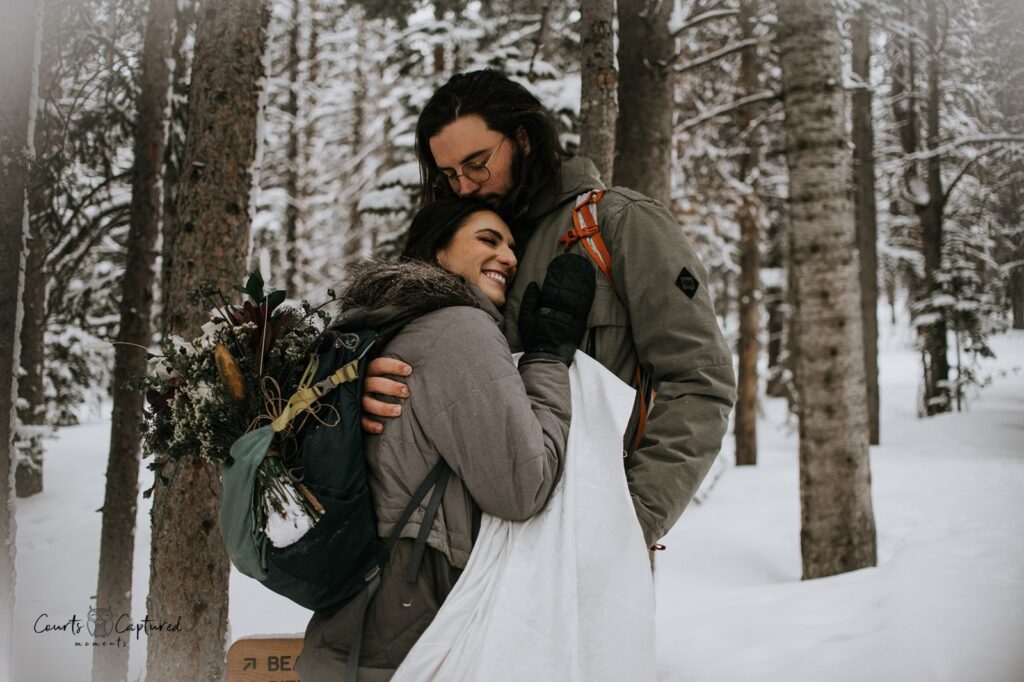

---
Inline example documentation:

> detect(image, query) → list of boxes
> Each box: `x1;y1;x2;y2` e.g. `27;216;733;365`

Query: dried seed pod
214;343;246;401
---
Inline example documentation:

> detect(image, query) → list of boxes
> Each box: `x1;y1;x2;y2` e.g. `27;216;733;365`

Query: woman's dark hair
415;69;569;216
402;197;497;264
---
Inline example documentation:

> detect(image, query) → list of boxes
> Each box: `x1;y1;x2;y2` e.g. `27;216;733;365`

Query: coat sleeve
404;307;570;522
606;197;737;547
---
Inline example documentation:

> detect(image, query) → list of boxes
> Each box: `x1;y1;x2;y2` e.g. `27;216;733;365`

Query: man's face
429;114;526;206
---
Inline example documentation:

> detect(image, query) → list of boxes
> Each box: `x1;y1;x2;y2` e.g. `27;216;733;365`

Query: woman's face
436;210;517;306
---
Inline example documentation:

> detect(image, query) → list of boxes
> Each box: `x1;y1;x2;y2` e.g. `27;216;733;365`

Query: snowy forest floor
12;324;1024;682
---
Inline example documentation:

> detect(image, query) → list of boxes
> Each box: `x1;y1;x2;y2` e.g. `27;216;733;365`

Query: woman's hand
360;357;412;433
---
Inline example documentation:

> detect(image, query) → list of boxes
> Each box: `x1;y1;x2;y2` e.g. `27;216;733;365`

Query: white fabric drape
394;352;656;681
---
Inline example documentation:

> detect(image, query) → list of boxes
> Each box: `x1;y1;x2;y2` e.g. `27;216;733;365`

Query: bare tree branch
671;37;760;71
669;8;739;38
941;144;1006;208
677;90;779;132
906;134;1024;161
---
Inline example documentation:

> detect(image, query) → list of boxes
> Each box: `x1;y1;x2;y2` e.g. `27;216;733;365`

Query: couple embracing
296;69;736;681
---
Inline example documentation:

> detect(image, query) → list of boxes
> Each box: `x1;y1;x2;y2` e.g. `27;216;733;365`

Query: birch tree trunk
776;0;877;579
92;0;177;679
578;0;617;184
615;0;673;206
851;7;880;444
734;0;761;466
0;0;41;676
146;1;268;679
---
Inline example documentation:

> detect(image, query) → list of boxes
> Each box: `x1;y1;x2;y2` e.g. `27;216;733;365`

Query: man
363;69;735;550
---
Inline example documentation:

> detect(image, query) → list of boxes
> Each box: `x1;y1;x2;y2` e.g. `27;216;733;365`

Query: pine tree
92;0;178;679
776;0;878;579
851;4;881;444
0;0;42;674
615;0;674;206
146;0;269;678
734;0;764;466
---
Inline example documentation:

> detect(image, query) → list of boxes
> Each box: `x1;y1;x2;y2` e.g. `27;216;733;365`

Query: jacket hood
524;156;605;222
334;259;499;331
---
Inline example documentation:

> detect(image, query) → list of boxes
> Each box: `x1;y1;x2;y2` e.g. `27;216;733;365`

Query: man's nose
456;176;481;197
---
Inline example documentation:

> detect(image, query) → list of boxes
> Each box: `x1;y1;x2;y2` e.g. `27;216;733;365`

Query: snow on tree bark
92;0;178;680
578;0;617;185
0;0;41;675
146;1;269;679
615;0;674;207
776;0;878;579
851;7;880;444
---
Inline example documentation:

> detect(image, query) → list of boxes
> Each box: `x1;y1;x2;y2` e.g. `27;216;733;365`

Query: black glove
518;253;596;366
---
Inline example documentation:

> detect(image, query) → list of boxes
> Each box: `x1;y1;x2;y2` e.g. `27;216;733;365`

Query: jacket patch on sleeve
676;267;700;299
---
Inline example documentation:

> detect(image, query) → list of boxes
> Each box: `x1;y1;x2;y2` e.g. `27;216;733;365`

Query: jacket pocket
586;280;629;359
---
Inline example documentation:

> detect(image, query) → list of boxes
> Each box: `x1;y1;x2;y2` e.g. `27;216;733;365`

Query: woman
296;198;595;680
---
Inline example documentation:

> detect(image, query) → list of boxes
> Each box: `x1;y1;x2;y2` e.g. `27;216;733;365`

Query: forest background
0;0;1022;680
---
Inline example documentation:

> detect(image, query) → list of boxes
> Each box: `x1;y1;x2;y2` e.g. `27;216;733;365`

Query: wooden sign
227;636;305;682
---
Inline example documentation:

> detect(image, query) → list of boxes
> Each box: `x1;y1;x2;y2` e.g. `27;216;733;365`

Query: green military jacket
503;157;737;547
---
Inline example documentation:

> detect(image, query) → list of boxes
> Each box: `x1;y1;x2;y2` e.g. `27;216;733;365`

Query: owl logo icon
87;607;114;638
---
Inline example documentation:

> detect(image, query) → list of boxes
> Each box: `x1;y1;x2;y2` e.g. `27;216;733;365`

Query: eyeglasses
433;136;506;192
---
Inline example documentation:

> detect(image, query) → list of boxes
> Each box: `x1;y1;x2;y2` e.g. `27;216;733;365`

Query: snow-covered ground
13;325;1024;681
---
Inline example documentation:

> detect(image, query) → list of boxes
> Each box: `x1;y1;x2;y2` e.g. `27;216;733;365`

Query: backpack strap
558;189;653;456
345;459;450;679
559;190;614;285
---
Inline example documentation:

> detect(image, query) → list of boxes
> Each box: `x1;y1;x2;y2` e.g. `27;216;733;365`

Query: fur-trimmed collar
334;259;501;330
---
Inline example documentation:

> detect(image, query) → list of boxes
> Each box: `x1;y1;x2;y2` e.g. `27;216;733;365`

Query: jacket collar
523;156;605;223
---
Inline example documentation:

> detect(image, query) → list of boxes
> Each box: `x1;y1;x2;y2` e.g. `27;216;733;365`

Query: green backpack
219;314;452;623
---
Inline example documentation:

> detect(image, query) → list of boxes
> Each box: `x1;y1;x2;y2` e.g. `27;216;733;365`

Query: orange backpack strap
558;189;654;457
558;190;614;285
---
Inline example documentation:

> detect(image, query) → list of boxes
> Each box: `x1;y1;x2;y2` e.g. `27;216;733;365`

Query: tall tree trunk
851;7;880;444
1012;267;1024;329
146;1;268;679
734;0;761;466
0;0;42;675
776;0;877;579
433;3;445;74
919;0;950;415
92;0;177;679
342;15;368;273
578;0;617;184
615;0;673;206
284;0;301;293
16;0;67;499
531;0;557;65
15;188;47;499
159;0;195;336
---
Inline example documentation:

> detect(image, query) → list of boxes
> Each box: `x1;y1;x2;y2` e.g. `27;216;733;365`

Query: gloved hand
518;253;596;366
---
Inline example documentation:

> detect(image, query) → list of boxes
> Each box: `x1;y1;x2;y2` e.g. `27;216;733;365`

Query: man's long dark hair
415;69;568;218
